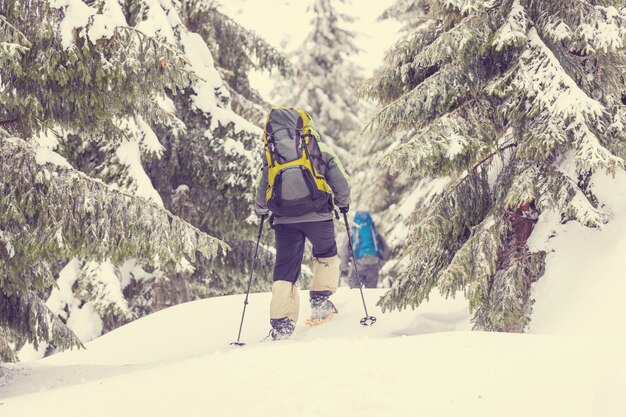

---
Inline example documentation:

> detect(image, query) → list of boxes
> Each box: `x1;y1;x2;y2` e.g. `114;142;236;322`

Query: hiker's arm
254;165;269;216
319;143;350;209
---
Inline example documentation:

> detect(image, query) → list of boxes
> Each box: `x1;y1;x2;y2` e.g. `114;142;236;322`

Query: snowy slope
528;170;626;338
1;274;626;416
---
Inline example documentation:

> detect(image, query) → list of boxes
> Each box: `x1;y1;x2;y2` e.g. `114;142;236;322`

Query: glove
254;209;269;219
254;203;269;217
339;205;349;214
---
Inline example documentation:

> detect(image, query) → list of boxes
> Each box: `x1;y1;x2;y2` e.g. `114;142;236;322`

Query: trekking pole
341;211;377;326
230;215;266;346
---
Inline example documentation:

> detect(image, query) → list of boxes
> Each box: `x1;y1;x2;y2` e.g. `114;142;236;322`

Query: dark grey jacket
254;142;351;224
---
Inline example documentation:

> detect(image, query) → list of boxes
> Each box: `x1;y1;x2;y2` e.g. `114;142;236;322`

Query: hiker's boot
269;317;295;340
269;280;299;340
309;294;338;322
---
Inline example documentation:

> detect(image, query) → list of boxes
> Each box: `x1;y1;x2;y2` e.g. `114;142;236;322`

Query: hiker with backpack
254;107;350;340
340;211;389;289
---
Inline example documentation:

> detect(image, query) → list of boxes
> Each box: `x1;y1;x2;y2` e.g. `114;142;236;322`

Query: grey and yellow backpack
262;107;333;217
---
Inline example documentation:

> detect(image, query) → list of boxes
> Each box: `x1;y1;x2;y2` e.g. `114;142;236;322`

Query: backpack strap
264;116;293;165
371;226;380;255
368;217;382;257
352;224;360;250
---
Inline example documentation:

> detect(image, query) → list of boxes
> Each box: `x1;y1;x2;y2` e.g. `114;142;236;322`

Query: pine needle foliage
379;0;429;32
361;0;626;331
0;0;274;360
0;134;223;361
0;291;84;362
183;1;294;122
0;0;190;140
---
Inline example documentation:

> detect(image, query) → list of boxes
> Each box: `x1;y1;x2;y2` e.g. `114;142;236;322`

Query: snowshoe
305;295;338;326
304;314;335;326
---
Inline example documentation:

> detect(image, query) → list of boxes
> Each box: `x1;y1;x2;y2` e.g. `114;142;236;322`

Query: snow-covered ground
2;169;626;417
0;285;623;417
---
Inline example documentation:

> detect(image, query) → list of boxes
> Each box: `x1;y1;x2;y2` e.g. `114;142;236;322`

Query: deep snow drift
0;285;624;417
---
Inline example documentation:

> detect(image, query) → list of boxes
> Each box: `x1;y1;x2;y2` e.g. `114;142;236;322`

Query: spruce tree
143;0;288;304
274;0;364;148
0;0;283;360
0;131;222;361
53;0;285;341
184;3;293;123
0;0;202;360
358;0;626;331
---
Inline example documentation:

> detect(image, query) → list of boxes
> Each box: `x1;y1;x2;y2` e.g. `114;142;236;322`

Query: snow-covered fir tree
378;0;429;32
0;130;223;361
358;0;626;331
139;0;286;309
274;0;364;148
0;0;209;360
0;0;285;360
185;3;293;123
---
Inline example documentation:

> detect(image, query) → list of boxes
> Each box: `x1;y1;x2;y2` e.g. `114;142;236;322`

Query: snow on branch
543;17;573;44
377;98;497;178
0;14;32;49
205;8;295;77
437;215;507;307
497;160;608;228
378;172;491;312
0;15;32;73
492;0;528;51
523;28;604;119
576;5;624;55
365;61;483;135
354;22;443;105
0;290;84;361
437;0;496;15
488;27;624;172
412;12;492;69
378;0;427;24
0;135;226;278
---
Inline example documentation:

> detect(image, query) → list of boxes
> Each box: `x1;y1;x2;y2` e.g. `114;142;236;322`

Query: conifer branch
472;143;518;173
444;142;517;199
0;15;32;48
0;117;19;126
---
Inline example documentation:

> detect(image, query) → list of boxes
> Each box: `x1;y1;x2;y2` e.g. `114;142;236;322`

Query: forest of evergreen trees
1;0;624;361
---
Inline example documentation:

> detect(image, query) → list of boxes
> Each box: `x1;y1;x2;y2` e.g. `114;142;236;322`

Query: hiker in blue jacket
339;211;389;288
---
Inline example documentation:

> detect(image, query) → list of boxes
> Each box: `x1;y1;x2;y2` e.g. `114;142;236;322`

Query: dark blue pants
273;220;337;283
